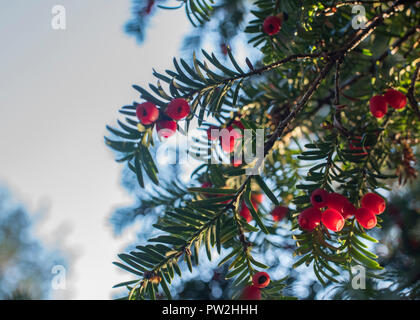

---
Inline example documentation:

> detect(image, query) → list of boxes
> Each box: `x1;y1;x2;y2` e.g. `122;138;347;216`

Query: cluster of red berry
241;272;270;300
262;13;287;36
135;98;190;138
369;88;407;118
238;193;289;224
298;189;386;232
238;193;264;222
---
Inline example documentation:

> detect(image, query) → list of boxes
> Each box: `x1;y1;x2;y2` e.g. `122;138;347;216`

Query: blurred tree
0;186;67;300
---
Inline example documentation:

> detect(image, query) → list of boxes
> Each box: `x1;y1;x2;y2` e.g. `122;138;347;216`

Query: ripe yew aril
166;98;190;120
355;207;377;229
252;272;270;288
310;189;329;208
239;205;252;223
232;157;242;167
326;193;349;214
262;16;282;35
200;182;212;198
156;120;177;138
232;120;245;131
241;286;261;300
220;126;242;153
201;182;212;188
361;192;386;215
369;95;388;118
251;193;264;205
384;89;407;110
342;201;356;219
239;199;260;223
298;207;322;231
136;102;159;125
270;206;288;222
321;209;345;232
231;153;244;167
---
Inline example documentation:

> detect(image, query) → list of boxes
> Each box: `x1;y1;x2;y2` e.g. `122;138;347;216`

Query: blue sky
0;0;192;299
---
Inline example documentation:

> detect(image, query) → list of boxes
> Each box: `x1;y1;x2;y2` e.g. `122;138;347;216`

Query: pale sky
0;0;191;299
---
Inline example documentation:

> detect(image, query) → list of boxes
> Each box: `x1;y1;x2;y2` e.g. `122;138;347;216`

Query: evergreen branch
313;23;418;115
181;52;322;100
157;0;215;27
113;0;412;298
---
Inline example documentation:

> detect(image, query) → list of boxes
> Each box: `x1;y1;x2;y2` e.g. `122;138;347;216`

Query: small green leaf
244;181;268;234
254;175;279;206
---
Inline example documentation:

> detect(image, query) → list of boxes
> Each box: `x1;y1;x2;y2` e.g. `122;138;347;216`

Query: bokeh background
0;0;193;299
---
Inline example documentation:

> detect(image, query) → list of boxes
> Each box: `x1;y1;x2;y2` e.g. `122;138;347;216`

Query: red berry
298;207;322;231
207;126;220;141
201;182;212;188
262;16;282;35
241;286;261;300
251;193;264;205
252;199;259;209
361;193;386;215
326;193;349;213
239;205;252;223
384;89;406;110
136;102;159;125
355;207;377;229
156;120;177;138
342;201;356;219
232;157;242;167
200;182;212;198
166;98;190;120
369;95;388;118
217;194;231;204
252;272;270;288
232;120;245;131
220;126;242;153
310;189;329;208
270;206;288;222
322;209;345;232
228;125;243;138
239;199;260;222
220;136;236;153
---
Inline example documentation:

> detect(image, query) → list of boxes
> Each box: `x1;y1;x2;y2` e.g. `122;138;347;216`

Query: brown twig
312;23;418;117
407;62;420;120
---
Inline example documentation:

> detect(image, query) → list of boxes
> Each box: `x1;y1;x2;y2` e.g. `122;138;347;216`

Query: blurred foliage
126;0;249;51
0;186;68;299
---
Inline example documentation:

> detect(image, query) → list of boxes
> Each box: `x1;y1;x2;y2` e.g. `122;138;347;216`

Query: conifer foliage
106;0;420;300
